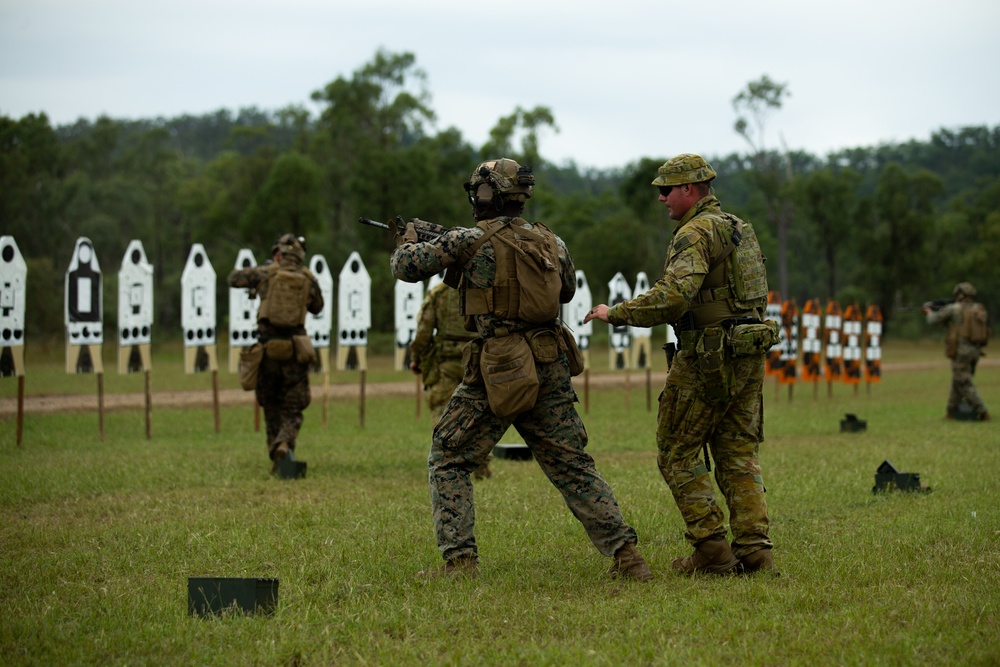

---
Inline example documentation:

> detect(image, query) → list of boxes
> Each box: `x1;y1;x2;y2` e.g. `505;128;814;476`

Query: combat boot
270;442;290;474
473;463;493;480
672;537;739;575
609;543;653;582
738;548;780;576
417;556;478;580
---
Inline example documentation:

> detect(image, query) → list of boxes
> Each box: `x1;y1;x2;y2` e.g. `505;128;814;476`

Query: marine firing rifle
358;216;447;243
923;298;954;312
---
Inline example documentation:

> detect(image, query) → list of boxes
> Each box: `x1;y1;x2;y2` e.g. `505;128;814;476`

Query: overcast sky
2;0;999;170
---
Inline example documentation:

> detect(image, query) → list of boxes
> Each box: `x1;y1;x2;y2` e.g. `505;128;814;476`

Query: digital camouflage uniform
607;192;773;561
391;217;641;565
227;244;323;464
926;299;989;419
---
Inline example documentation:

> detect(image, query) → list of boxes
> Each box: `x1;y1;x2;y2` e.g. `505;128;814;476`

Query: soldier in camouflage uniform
923;282;990;420
228;234;324;472
391;158;651;581
587;154;778;576
409;282;493;479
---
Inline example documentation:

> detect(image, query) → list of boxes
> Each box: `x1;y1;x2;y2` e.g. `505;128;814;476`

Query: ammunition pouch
696;326;733;405
525;328;559;364
480;332;539;419
238;342;264;391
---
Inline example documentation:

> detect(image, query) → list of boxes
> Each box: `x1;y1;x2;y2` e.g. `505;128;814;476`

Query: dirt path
0;359;989;417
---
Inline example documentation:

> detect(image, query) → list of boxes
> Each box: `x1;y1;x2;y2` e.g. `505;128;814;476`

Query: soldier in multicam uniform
409;281;493;479
391;158;652;581
923;282;990;421
228;234;324;472
587;154;779;576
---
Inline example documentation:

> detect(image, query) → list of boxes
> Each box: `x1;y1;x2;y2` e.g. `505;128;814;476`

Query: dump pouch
292;334;317;365
696;326;732;405
238;343;264;391
480;333;539;418
265;338;294;361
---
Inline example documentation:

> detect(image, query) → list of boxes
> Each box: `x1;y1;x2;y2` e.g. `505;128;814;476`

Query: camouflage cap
651;153;717;187
954;281;976;297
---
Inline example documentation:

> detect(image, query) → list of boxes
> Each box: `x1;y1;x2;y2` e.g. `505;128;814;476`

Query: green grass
1;342;998;666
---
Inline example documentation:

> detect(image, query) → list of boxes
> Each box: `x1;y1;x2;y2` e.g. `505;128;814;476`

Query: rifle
923;298;954;312
358;216;446;243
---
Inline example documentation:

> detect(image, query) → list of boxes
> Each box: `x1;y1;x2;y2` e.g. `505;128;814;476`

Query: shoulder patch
671;230;699;254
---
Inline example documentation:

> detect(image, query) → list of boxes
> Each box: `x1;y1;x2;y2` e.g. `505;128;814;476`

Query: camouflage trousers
656;350;771;558
256;355;312;460
429;354;638;561
426;363;493;477
948;350;987;417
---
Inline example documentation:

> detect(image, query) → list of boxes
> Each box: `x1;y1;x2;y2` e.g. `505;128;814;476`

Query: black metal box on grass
493;444;532;460
840;413;867;433
188;577;278;616
872;460;930;494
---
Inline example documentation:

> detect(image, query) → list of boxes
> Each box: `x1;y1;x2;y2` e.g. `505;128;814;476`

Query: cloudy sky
2;0;999;170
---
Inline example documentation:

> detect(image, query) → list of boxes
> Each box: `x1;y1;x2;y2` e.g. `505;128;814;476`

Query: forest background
3;49;999;349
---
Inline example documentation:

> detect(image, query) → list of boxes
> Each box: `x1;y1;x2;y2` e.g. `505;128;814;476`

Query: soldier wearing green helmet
587;152;779;576
923;281;991;420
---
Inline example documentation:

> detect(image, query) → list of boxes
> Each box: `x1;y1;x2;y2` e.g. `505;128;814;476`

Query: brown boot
609;543;653;582
417;556;478;580
738;548;780;576
672;537;739;575
473;463;493;480
270;442;290;474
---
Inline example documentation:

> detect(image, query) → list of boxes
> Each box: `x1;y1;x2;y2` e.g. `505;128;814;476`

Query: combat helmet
464;158;534;207
651;153;717;187
954;282;977;298
276;233;306;259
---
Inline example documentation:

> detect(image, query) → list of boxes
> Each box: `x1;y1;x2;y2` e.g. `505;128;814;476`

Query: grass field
1;341;998;666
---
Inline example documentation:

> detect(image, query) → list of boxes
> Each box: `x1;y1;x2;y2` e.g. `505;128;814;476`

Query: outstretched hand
584;304;611;324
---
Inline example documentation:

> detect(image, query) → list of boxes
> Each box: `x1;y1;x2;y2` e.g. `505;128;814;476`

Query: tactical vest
690;213;768;324
258;263;312;329
462;218;562;325
958;302;990;346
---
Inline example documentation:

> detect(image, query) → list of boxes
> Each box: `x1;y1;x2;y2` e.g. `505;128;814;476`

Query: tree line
2;50;998;347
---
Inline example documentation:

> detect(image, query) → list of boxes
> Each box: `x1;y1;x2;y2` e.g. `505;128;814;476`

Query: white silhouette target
228;249;259;349
0;236;27;348
118;240;153;346
630;272;652;340
395;280;424;348
181;244;216;347
607;272;632;354
306;254;334;349
337;251;370;348
563;270;592;351
65;237;103;346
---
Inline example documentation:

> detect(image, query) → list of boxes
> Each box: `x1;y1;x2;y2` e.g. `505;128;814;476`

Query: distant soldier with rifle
409;281;492;479
382;157;652;582
923;282;991;421
586;154;780;577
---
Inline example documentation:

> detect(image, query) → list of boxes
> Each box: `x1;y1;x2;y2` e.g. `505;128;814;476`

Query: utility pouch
696;326;732;405
462;339;483;386
678;330;701;359
265;338;294;361
480;333;539;418
526;328;559;364
421;344;441;387
558;325;585;377
292;334;317;364
728;320;781;357
238;343;264;391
